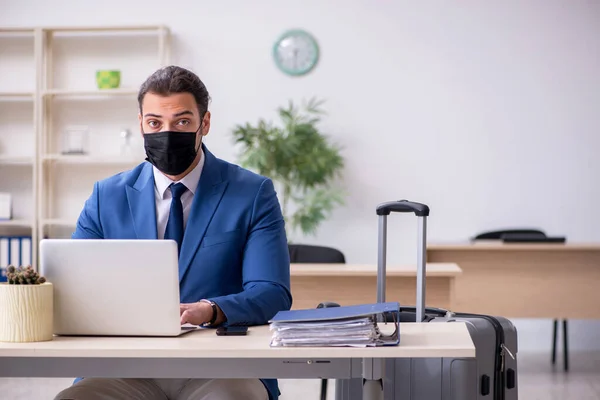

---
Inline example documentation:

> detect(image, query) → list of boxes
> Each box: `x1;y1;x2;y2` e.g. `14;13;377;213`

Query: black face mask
143;127;201;175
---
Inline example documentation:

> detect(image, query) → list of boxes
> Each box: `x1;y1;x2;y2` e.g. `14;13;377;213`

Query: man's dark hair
137;65;211;116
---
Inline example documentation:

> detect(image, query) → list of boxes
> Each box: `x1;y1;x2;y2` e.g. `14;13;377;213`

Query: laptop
39;239;198;337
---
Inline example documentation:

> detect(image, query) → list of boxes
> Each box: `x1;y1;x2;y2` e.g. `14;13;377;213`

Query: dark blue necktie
164;182;187;255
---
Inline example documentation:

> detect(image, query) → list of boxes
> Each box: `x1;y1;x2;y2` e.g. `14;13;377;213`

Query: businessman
54;66;293;400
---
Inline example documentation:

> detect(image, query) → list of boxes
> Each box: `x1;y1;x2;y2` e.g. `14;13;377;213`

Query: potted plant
0;265;53;342
232;98;345;238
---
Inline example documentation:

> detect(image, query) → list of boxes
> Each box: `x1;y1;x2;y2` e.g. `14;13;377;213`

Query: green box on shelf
96;70;121;89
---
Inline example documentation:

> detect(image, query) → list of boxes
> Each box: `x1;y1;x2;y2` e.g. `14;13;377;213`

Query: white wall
2;0;599;353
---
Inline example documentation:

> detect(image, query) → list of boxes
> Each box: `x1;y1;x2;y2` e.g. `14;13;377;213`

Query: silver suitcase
334;199;519;400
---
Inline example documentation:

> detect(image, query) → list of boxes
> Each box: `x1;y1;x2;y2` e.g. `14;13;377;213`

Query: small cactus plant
5;265;46;285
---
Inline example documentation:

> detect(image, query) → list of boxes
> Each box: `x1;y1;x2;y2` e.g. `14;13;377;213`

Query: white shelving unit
0;25;171;267
0;28;37;243
43;88;140;96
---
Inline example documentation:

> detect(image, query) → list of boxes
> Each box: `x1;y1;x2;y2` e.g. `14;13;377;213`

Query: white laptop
39;239;198;337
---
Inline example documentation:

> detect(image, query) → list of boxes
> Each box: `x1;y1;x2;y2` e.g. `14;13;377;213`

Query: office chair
288;244;345;264
472;228;546;241
288;244;345;400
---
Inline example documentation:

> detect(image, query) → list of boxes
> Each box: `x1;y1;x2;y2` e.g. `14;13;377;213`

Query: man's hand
180;301;226;326
180;302;212;325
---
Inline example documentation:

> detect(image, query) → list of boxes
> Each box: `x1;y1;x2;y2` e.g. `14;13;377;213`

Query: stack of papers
269;302;400;348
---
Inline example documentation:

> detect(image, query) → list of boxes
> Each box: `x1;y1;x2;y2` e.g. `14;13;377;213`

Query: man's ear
138;113;144;137
201;111;211;137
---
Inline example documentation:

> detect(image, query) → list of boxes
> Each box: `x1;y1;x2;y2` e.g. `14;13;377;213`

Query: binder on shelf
269;302;400;348
0;235;33;271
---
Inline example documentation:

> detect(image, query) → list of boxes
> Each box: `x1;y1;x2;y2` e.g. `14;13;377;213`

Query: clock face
273;29;319;76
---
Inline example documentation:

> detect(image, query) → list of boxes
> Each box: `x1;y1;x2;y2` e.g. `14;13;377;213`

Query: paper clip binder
269;302;400;347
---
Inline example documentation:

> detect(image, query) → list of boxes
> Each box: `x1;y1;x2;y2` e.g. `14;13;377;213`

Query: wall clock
273;29;319;76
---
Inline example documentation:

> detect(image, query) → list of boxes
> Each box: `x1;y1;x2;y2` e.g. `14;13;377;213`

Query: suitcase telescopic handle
376;199;430;217
376;200;429;323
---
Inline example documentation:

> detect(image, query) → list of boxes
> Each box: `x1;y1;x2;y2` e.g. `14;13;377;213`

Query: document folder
0;236;33;282
269;302;400;348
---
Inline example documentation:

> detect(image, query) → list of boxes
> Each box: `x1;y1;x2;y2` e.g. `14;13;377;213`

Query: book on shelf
269;302;400;348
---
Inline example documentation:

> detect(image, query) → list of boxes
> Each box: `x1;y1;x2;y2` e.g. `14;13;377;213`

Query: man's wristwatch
199;299;217;327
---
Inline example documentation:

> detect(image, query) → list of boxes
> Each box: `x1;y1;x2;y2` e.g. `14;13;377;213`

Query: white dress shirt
153;150;205;239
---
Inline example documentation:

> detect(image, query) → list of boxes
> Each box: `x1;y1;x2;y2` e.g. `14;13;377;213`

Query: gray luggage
334;199;519;400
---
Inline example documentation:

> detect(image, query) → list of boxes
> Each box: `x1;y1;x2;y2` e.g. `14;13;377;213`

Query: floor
0;351;598;399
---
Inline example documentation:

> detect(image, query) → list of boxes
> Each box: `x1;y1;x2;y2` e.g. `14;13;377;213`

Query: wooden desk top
428;242;600;252
290;263;462;277
0;323;475;359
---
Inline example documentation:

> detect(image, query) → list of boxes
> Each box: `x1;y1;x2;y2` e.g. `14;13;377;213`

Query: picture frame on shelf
61;125;89;155
0;193;12;221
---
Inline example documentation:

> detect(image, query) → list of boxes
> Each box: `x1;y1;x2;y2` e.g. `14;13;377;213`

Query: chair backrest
473;229;546;240
288;244;346;264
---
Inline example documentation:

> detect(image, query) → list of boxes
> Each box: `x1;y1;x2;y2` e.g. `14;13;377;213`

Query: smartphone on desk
216;326;248;336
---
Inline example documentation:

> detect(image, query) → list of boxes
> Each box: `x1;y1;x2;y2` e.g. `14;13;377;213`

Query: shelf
42;219;76;227
0;27;35;32
0;92;35;101
46;25;168;34
0;156;34;165
43;154;143;165
0;28;35;37
43;88;139;97
0;220;33;236
1;25;166;35
0;219;33;228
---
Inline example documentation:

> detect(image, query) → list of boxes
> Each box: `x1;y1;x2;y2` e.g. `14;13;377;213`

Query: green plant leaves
231;98;345;237
291;188;345;236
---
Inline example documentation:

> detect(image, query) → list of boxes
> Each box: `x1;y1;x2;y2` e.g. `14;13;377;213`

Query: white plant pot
0;282;54;342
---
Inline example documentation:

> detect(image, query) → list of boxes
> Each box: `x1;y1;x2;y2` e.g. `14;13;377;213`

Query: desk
290;263;462;310
0;323;475;400
427;243;600;319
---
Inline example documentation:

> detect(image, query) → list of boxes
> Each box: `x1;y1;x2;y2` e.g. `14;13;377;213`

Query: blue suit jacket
72;145;292;399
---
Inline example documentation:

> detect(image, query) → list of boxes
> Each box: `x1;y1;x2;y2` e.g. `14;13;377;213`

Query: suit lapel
125;163;158;240
178;147;228;282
